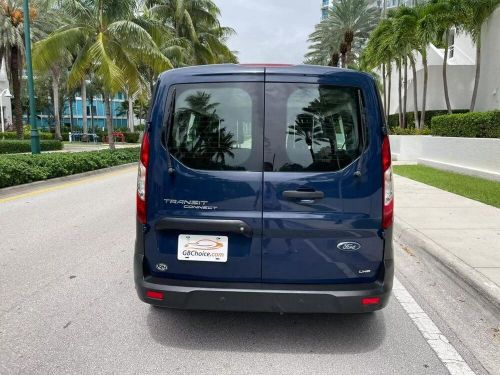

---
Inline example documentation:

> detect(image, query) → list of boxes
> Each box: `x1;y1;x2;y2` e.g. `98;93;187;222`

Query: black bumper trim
134;254;393;313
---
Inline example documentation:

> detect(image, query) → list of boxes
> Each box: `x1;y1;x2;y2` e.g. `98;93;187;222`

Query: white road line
393;278;476;375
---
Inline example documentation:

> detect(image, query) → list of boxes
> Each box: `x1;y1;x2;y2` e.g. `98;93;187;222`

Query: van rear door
262;76;384;284
145;79;264;282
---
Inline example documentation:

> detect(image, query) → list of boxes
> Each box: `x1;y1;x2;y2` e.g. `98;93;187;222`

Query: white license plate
177;234;228;262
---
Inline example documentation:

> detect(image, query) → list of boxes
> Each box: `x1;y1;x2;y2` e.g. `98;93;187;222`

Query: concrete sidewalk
393;174;500;308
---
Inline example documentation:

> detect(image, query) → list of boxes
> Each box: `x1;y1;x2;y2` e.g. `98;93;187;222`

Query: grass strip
393;165;500;208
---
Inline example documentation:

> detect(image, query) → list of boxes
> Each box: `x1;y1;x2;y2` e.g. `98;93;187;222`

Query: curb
0;163;137;197
394;220;500;310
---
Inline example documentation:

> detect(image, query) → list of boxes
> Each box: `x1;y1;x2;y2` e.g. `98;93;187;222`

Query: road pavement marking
394;277;476;375
0;167;136;204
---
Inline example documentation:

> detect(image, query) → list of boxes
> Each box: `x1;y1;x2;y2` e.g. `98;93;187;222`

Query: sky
213;0;320;64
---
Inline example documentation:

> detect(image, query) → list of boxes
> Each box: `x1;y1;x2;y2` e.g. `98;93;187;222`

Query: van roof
158;64;375;82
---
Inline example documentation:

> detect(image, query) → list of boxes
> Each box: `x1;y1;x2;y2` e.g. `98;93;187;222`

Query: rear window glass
265;84;364;172
168;82;263;171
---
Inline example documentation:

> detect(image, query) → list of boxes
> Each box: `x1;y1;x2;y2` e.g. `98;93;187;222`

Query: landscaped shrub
0;140;63;154
123;132;140;143
1;131;55;140
0;147;139;188
431;110;500;138
389;127;431;135
388;109;469;130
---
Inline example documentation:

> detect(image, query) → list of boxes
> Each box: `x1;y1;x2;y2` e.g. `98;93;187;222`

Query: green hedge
388;109;469;130
390;127;431;135
431;111;500;138
1;131;55;140
0;140;63;154
124;132;140;143
0;147;140;188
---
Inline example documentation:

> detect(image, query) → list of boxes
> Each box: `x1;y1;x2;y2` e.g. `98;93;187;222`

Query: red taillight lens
137;132;150;224
362;297;381;305
382;135;394;229
146;290;164;300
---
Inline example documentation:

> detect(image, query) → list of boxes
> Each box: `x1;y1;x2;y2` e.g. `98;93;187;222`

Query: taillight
362;297;381;305
382;135;393;229
137;132;150;224
146;290;164;300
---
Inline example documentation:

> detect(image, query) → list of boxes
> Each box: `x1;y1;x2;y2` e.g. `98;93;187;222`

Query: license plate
177;234;228;262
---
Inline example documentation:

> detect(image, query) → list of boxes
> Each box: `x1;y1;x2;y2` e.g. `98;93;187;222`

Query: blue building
36;93;129;132
321;0;331;20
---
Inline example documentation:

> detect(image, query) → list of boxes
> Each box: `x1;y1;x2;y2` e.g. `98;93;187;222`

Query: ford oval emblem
337;241;361;251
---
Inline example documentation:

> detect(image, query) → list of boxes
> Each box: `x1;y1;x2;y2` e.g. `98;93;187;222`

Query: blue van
134;64;394;313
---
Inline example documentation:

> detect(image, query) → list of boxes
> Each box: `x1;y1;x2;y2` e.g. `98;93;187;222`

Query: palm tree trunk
104;93;115;150
410;56;420;130
398;61;403;127
403;57;408;128
470;40;481;111
341;52;346;68
10;48;23;139
128;94;134;132
387;65;392;121
51;68;62;141
81;80;88;136
421;51;428;128
69;96;75;132
443;29;452;114
382;64;387;121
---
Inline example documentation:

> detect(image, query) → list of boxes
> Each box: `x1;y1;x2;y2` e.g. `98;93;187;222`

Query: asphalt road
0;167;497;375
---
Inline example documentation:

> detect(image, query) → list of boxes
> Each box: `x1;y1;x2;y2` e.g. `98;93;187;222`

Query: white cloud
213;0;320;64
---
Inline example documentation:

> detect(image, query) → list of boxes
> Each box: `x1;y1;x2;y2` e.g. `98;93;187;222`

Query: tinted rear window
265;84;364;172
168;82;263;171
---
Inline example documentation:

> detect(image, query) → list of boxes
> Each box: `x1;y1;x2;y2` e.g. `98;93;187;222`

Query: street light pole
23;0;40;154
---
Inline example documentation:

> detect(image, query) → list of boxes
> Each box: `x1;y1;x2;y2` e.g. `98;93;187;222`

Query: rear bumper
134;255;394;313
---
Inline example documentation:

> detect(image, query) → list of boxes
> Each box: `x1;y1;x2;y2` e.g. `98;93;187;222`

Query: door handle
282;190;324;200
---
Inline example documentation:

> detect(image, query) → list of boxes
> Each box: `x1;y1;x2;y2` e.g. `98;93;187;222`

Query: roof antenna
165;88;176;175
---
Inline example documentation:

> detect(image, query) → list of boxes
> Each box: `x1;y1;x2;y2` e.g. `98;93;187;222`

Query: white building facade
0;59;13;131
386;7;500;115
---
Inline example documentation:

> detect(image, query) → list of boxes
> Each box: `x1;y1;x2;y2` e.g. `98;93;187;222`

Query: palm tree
32;0;171;149
33;2;72;141
426;0;463;114
148;0;237;66
416;4;438;128
361;18;396;122
461;0;500;110
392;6;421;129
0;0;45;138
305;0;379;66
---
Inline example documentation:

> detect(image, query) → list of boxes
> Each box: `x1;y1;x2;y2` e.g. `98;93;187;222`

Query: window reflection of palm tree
287;114;327;163
174;91;235;168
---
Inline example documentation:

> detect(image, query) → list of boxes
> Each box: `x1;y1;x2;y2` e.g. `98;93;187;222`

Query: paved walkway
394;174;500;305
61;142;138;152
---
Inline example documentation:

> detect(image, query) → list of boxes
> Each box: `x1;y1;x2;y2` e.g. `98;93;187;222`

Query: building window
86;105;97;116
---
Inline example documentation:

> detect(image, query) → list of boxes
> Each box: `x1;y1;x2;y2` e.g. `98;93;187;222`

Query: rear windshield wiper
165;88;176;175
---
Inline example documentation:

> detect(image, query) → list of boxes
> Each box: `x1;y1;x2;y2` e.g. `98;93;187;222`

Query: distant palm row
0;0;236;147
306;0;500;129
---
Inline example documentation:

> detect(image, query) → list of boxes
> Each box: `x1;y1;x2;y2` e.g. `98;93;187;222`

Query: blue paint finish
145;64;385;284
